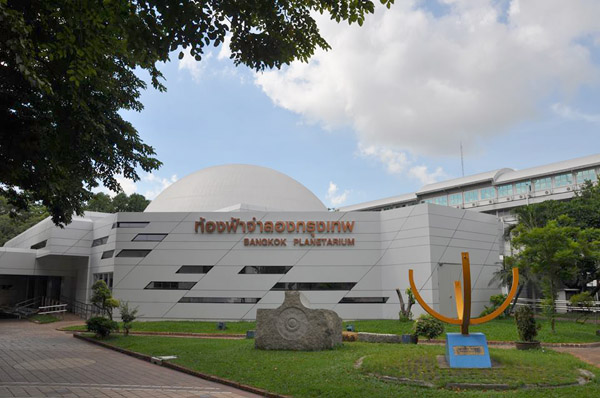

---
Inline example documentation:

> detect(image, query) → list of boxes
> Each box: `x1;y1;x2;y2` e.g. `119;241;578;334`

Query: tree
84;192;150;213
84;193;115;214
119;301;139;336
489;255;538;313
512;219;583;332
91;280;120;320
0;195;48;246
1;0;391;226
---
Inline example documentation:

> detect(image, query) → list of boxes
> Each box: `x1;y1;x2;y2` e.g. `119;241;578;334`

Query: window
116;249;151;258
577;169;597;183
112;222;149;229
93;272;113;289
271;282;356;291
514;181;531;195
179;297;261;304
533;177;552;191
101;250;114;259
463;190;479;203
480;187;496;200
497;184;513;197
30;240;47;249
145;281;196;290
422;199;433;204
239;266;293;274
554;173;573;187
430;196;447;206
92;236;108;247
176;265;213;274
132;233;167;242
339;297;389;304
449;193;462;206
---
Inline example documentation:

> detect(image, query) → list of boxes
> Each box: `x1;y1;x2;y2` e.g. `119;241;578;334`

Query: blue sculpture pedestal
445;333;491;368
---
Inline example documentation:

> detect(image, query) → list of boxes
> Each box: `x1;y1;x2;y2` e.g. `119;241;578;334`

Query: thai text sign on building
194;217;355;247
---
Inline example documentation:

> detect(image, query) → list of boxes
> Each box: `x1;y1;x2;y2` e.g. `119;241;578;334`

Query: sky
105;0;600;209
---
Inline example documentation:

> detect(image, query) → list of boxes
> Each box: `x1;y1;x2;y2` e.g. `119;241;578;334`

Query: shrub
86;316;118;338
119;301;139;336
569;292;595;324
514;305;540;342
413;314;444;340
479;294;509;318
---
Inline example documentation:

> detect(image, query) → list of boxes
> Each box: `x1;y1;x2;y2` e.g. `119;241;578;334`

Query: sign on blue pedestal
445;333;491;368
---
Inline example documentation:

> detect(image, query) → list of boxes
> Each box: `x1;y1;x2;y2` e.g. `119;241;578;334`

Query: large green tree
0;195;49;246
512;218;600;332
1;0;390;225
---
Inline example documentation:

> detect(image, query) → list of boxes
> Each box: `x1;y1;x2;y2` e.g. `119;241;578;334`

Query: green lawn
29;314;61;324
102;336;599;397
64;318;600;343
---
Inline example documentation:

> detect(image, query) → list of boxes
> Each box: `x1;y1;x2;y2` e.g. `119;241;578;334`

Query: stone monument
255;291;342;351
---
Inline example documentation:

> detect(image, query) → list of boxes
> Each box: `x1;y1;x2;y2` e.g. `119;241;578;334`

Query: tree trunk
396;288;406;317
510;283;525;313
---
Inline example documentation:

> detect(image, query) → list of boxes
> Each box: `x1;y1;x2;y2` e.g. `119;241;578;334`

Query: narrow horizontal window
176;265;213;274
101;250;114;259
116;249;151;258
30;240;47;250
145;281;196;290
132;233;167;242
239;266;293;274
178;297;261;304
113;222;149;229
92;236;108;247
271;282;356;291
339;297;389;304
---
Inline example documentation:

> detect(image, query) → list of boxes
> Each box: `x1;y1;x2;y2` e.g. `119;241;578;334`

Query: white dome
144;165;327;212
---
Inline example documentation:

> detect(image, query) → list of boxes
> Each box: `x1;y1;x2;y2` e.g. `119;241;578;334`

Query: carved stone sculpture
255;291;342;350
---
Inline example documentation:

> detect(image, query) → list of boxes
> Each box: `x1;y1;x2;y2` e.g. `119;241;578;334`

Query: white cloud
358;144;446;185
551;103;600;123
326;181;350;206
255;0;600;156
116;175;138;196
143;173;178;200
178;49;212;82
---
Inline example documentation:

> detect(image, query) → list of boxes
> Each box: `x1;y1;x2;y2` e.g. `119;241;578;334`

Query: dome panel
144;165;327;212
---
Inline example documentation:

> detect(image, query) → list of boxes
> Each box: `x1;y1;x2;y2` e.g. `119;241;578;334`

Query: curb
73;333;288;398
61;329;246;338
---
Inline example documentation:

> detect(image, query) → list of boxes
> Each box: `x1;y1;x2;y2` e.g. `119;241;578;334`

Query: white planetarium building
0;165;503;320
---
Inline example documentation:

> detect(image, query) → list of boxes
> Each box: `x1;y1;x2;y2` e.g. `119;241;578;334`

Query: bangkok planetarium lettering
194;217;356;247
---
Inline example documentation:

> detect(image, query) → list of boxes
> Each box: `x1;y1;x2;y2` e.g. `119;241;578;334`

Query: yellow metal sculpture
409;252;519;335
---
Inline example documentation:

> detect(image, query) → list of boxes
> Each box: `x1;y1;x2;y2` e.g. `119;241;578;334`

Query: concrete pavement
0;318;263;398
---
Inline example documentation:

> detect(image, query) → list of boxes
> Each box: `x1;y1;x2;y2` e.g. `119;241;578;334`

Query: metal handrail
38;304;68;315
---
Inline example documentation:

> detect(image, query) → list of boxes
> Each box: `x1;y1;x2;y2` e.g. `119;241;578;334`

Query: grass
29;314;61;324
63;320;256;334
64;318;600;343
102;335;599;397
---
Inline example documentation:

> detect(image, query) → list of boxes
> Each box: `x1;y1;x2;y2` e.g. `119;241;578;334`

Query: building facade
1;165;503;320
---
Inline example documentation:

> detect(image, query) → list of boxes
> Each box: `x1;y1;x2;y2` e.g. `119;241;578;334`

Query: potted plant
514;305;541;350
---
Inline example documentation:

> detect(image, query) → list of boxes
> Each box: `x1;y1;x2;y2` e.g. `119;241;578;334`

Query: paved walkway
0;319;263;398
552;346;600;368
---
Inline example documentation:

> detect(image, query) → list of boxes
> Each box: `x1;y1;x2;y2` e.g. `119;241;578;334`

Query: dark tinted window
176;266;213;274
132;233;167;242
116;249;151;258
113;222;149;228
178;297;261;304
271;282;356;291
145;281;196;290
339;297;389;304
239;266;292;274
101;250;114;259
92;236;109;247
30;240;47;249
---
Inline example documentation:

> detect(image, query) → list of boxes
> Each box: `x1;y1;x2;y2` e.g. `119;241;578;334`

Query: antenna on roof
460;141;465;177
